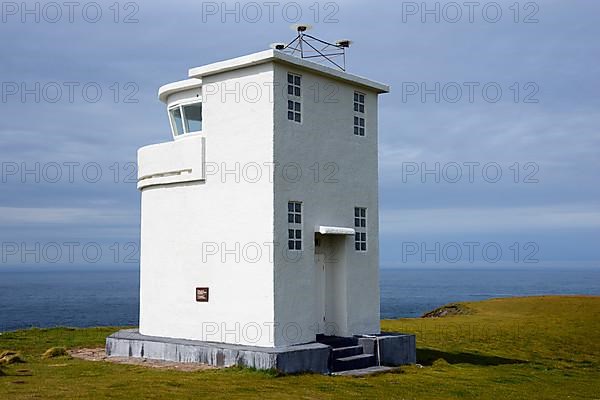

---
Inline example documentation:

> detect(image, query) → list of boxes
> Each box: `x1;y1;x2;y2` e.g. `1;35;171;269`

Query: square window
170;102;203;136
354;92;365;112
183;103;202;133
355;207;367;222
353;114;366;136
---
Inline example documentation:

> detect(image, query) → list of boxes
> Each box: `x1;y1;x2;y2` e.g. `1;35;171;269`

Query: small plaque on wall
196;287;209;302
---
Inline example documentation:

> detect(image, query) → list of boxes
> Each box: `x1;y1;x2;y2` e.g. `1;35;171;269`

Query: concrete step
316;335;358;348
332;345;363;359
332;353;376;372
332;366;397;376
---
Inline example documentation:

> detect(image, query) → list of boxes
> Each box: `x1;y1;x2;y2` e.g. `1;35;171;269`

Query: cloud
0;0;599;265
0;206;136;226
381;204;600;234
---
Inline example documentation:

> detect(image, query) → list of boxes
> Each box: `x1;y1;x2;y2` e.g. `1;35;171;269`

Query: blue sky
0;0;599;268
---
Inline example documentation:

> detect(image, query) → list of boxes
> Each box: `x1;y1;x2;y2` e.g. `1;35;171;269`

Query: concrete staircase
316;335;377;373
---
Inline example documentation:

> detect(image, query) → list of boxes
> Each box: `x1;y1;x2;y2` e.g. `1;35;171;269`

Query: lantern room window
169;101;202;137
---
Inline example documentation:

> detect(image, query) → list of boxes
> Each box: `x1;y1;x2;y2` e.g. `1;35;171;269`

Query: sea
1;266;599;332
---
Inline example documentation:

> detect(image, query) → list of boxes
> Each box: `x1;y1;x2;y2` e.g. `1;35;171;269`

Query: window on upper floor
288;73;301;97
169;101;202;137
288;201;303;251
354;207;366;228
287;73;302;123
169;107;184;136
288;100;301;123
353;91;365;136
354;92;365;113
354;207;367;252
354;116;365;136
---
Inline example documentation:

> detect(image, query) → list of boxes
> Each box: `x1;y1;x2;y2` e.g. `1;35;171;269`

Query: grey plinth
357;333;417;365
106;329;330;374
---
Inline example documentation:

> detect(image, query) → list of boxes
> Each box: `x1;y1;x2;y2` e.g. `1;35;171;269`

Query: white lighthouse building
108;33;415;373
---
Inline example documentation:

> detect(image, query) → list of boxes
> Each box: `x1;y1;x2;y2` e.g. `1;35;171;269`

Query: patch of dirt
421;303;472;318
69;348;218;372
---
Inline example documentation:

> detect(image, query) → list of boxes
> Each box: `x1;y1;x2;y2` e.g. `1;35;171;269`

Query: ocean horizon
1;266;599;332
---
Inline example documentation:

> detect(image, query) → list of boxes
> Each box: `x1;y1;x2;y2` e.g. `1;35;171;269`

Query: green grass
0;296;599;399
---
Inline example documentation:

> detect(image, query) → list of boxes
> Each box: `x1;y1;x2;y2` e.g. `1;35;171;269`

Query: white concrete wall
272;64;381;346
139;63;277;347
139;59;384;348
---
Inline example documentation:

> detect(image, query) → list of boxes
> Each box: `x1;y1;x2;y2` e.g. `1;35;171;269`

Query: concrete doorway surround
315;228;353;337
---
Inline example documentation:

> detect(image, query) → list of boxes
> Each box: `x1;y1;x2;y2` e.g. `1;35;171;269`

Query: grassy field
1;296;599;399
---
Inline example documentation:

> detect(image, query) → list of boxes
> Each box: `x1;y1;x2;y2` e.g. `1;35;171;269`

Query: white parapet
137;135;205;190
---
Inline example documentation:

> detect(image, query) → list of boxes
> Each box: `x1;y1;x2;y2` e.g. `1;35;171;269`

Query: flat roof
188;49;390;94
158;78;202;103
